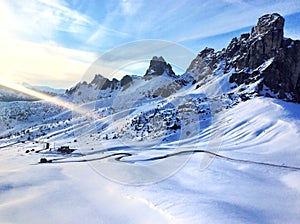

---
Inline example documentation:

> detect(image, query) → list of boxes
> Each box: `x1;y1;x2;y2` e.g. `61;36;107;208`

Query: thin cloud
36;0;94;28
87;24;131;45
175;0;300;42
4;0;96;40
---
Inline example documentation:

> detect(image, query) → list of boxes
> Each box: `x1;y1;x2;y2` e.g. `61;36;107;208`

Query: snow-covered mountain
0;13;300;224
0;84;38;102
65;14;299;108
22;82;66;95
0;83;66;102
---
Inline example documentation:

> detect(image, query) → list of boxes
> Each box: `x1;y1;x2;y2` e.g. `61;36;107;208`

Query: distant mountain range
22;83;66;95
0;83;66;102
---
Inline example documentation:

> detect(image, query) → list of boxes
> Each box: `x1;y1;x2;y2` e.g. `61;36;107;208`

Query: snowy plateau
1;13;300;224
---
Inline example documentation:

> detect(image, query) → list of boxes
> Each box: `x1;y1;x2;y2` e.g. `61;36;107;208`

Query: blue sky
1;0;300;88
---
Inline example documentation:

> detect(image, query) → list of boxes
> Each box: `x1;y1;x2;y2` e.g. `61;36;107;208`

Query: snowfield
1;97;300;224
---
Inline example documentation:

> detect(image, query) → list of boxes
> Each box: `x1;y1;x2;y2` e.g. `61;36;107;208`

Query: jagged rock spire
252;13;284;37
144;56;176;77
186;13;300;103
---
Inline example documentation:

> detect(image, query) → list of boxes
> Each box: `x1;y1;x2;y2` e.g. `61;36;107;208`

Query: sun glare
0;80;99;120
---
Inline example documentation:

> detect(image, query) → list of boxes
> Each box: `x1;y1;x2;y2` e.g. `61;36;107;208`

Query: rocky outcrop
120;75;133;91
144;56;176;78
66;74;120;96
66;56;179;99
226;13;300;102
91;74;119;90
187;48;217;72
261;39;300;100
120;75;133;87
225;13;285;71
186;48;220;83
67;14;299;103
188;13;300;103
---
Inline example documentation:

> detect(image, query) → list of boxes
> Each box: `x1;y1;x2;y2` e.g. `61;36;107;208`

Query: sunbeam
0;80;100;120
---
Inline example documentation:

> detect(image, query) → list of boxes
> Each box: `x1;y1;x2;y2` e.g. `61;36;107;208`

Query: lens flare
0;80;99;120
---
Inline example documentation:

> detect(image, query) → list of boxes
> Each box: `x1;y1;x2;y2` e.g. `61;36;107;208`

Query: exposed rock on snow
144;56;176;78
226;13;300;102
186;13;300;103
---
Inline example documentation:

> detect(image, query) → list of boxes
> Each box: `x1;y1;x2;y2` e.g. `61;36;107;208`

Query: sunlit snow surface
1;97;300;223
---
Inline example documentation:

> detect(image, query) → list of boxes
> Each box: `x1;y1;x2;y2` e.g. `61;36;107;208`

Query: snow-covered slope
0;85;37;102
0;61;299;223
0;97;300;224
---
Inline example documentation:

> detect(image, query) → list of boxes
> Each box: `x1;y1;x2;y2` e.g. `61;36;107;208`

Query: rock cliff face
186;47;217;80
225;13;284;71
144;56;176;78
228;13;300;102
261;39;300;100
187;13;300;103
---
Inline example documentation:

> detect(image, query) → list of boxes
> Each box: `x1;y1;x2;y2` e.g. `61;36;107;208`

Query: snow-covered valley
1;95;300;223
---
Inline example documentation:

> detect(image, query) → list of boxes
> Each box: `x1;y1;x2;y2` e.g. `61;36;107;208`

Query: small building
57;146;75;154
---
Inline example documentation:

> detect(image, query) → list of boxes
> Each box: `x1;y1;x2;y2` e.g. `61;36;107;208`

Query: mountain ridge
66;13;299;103
187;13;300;103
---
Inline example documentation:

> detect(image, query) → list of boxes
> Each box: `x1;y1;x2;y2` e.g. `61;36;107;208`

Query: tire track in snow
120;150;300;171
39;149;300;171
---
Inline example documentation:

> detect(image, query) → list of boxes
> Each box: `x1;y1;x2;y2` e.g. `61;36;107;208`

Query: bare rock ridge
66;74;133;95
187;13;300;103
226;13;300;102
91;74;119;90
225;13;284;70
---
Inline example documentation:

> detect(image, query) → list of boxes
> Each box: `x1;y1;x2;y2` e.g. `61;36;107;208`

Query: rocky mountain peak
224;13;286;71
66;74;119;96
186;13;300;103
144;56;176;78
89;74;118;90
252;13;284;37
152;56;166;63
187;47;217;72
249;13;285;60
226;13;300;102
198;47;215;58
